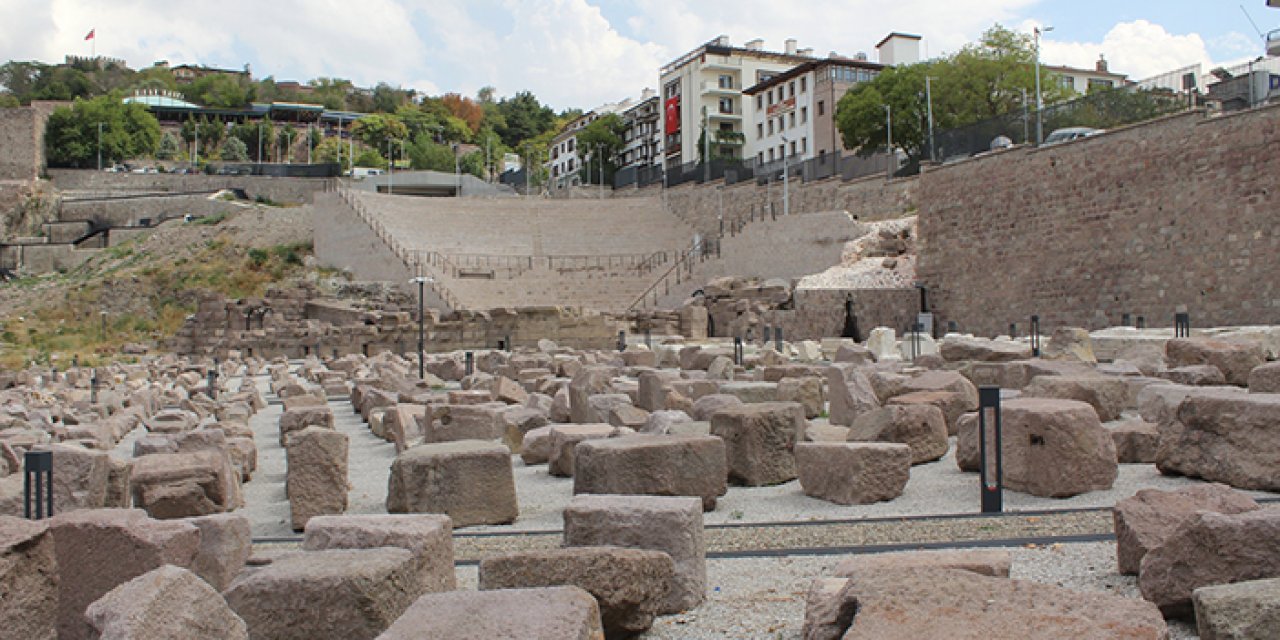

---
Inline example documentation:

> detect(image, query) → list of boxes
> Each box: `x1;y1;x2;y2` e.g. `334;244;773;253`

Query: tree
157;131;179;159
44;93;161;167
198;116;225;148
184;73;255;108
307;77;354;110
219;136;248;161
353;147;385;169
406;133;457;172
836;63;930;161
314;136;353;171
494;91;555;148
441;93;484;133
575;113;626;184
351;114;408;153
372;82;413;113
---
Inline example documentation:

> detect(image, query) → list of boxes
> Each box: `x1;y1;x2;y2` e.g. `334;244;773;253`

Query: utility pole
1034;26;1053;145
96;122;103;171
387;138;394;195
702;105;710;182
780;133;790;216
598;143;604;199
258;122;263;165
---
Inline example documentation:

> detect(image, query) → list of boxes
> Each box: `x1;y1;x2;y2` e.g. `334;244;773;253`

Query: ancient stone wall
775;288;920;341
916;105;1280;336
47;170;331;204
0;102;60;181
60;194;242;227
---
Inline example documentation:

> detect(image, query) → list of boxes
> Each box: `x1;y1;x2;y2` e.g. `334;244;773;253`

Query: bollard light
733;337;743;366
24;450;54;520
1174;311;1191;338
464;351;474;377
774;328;783;353
978;386;1003;514
1029;315;1041;357
617;331;627;352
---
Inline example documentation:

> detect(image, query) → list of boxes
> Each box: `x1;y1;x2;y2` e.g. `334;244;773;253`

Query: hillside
0;203;320;368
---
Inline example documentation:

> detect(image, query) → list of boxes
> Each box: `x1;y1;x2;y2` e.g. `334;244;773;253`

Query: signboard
766;96;796;118
664;96;681;135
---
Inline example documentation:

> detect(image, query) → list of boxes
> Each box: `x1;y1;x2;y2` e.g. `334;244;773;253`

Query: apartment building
659;36;815;168
1043;56;1130;95
620;89;661;172
547;99;634;191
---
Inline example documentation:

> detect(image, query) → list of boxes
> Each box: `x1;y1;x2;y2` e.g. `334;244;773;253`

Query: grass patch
194;211;230;225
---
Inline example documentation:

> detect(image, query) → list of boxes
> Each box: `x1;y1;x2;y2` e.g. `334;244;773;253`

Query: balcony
1270;29;1280;58
701;80;739;95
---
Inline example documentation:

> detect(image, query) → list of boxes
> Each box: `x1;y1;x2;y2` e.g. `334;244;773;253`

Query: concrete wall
2;243;99;272
915;105;1280;336
47;170;332;204
60;194;243;227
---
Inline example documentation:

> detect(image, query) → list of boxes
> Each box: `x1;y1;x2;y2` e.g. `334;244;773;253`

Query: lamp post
925;76;936;163
257;122;264;164
96;122;104;171
780;133;790;216
1034;26;1054;145
884;104;893;181
453;144;461;197
387;138;394;195
597;143;604;199
410;275;432;379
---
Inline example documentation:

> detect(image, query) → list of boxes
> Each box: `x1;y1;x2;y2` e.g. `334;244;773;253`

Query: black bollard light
910;322;923;362
1009;323;1017;339
464;351;474;377
90;371;99;404
207;368;218;400
617;331;627;352
763;326;772;347
733;337;743;366
774;328;783;353
1136;316;1146;329
978;386;1003;514
1121;313;1131;327
644;329;652;349
505;335;512;352
24;450;54;520
1029;315;1041;357
1174;311;1191;338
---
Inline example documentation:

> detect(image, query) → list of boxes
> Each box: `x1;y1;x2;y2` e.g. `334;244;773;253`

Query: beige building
659;36;815;168
743;56;883;172
1044;56;1130;95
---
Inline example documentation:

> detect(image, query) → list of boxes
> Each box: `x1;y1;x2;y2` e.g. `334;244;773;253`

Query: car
1044;127;1104;145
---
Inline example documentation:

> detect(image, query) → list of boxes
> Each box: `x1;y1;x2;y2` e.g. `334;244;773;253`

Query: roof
743;58;884;95
1042;64;1129;82
662;37;812;76
123;94;201;109
875;32;922;49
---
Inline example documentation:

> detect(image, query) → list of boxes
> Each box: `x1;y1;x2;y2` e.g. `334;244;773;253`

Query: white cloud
1038;19;1228;82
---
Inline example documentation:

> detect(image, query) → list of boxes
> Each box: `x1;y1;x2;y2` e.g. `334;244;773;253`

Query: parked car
1044;127;1104;145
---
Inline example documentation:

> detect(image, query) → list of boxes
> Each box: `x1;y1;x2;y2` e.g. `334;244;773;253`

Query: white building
620;88;660;172
1044;56;1130;95
546;98;633;191
659;36;815;168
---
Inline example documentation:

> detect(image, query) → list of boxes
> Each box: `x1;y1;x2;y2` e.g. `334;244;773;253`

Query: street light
925;76;936;163
884;104;893;181
96;122;104;171
387;138;394;195
410;275;433;379
1034;26;1054;145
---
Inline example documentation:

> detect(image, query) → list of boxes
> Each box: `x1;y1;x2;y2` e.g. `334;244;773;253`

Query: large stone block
940;336;1031;362
379;586;604;640
710;401;805;486
846;404;948;464
1140;507;1280;617
832;549;1012;579
0;516;57;640
224;548;419;640
994;398;1118;498
795;442;910;505
303;514;455;594
887;390;967;436
1156;392;1280;491
569;366;613;423
48;509;200;640
278;405;334;446
816;567;1166;640
499;407;548;453
84;565;247;640
1166;338;1267;387
423;403;507;443
1248;361;1280;393
1022;374;1129;422
386;441;517;527
548;424;617;477
563;494;704;614
382;404;426;451
898;370;979;410
1113;483;1259;575
129;450;243;520
1108;419;1160;464
0;443;110;516
1193;577;1280;640
826;363;880;426
479;546;673;639
286;426;349;531
777;376;824;419
573;435;727;510
186;513;252;592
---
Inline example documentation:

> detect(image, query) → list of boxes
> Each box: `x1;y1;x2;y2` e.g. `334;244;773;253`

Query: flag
85;29;95;41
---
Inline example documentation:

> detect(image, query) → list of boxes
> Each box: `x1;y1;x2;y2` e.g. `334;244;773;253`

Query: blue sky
0;0;1273;110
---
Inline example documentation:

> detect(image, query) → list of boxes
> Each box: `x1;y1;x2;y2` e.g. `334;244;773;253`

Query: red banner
664;95;681;135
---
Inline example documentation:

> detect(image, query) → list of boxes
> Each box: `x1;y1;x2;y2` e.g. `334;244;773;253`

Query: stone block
777;376;824;418
1248;361;1280;393
1193;578;1280;640
84;565;247;640
689;393;743;421
995;398;1118;498
832;549;1012;578
519;426;556;465
303;514;455;594
479;546;673;638
186;513;252;592
548;424;617;477
940;336;1031;362
1108;419;1160;464
847;404;949;464
1022;374;1129;422
224;548;419;640
710;402;805;486
569;366;613;423
499;406;549;453
563;494;704;614
1167;338;1266;386
286;427;349;532
826;363;880;426
129;450;243;520
424;403;507;443
887;390;967;436
795;442;910;505
0;516;57;640
1156;392;1280;491
386;441;517;527
1140;507;1280;617
574;435;728;510
1113;483;1260;575
48;509;200;640
278;405;334;446
378;586;604;640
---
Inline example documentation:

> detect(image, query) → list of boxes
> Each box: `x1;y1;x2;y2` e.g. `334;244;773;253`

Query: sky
0;0;1273;110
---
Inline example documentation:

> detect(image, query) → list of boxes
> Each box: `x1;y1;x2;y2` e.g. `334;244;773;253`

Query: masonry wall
60;194;243;227
47;170;331;204
0;102;60;181
775;288;920;341
915;106;1280;336
314;192;415;285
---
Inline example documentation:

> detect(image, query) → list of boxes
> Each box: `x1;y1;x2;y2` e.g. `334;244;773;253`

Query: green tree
307;77;354;110
198;117;225;148
351;114;408;153
44;93;161;167
230;119;275;162
372;82;413;113
314;136;353;171
575;113;625;184
836;63;930;161
157;131;180;159
406;133;456;172
184;73;255;108
219;136;249;161
494;91;555;148
353;148;385;169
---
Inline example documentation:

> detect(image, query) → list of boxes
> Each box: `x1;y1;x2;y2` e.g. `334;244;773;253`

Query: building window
789;112;795;128
756;95;763;110
801;137;807;154
1060;76;1075;89
1088;78;1114;91
719;74;733;89
768;148;775;162
817;100;825;116
719;98;733;114
789;81;796;97
800;106;807;124
767;120;774;135
789;140;796;156
758;152;764;163
800;77;806;93
664;80;679;100
758;71;776;84
757;123;764;139
767;89;774;105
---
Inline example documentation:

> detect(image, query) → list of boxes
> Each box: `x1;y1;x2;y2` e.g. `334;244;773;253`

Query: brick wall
915;105;1280;336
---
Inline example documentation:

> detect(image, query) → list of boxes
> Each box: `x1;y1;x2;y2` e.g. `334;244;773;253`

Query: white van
350;167;384;178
